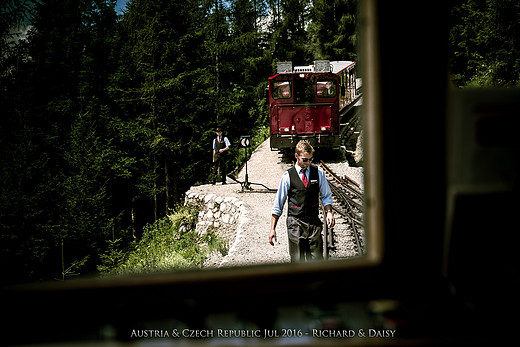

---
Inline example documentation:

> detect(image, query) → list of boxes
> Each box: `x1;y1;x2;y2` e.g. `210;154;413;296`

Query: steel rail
331;206;363;227
330;183;365;255
330;182;363;212
328;184;364;255
329;183;364;226
339;191;364;255
319;161;364;200
320;161;365;256
341;173;361;189
320;161;363;211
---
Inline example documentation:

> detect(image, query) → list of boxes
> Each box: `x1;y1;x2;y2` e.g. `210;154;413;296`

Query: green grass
98;205;229;276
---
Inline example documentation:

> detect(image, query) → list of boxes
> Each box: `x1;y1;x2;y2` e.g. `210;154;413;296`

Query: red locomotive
268;60;358;151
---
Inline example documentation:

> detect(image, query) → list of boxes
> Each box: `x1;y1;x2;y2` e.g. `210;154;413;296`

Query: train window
316;80;337;98
294;78;315;103
272;81;291;99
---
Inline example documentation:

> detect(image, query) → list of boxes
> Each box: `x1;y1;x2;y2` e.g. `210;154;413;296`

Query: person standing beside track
212;127;231;185
269;140;335;262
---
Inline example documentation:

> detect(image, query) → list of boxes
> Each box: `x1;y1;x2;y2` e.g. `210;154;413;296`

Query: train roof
270;60;355;78
329;61;356;73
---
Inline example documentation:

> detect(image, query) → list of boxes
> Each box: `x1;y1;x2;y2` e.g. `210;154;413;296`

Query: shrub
98;205;227;276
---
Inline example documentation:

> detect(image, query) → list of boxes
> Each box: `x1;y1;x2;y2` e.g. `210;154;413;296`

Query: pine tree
449;0;520;87
307;0;358;61
1;0;368;283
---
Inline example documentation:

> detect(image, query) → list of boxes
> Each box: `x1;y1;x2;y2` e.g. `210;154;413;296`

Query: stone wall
184;190;245;246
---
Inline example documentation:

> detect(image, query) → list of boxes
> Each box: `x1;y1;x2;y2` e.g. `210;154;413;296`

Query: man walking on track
269;140;335;262
212;127;230;185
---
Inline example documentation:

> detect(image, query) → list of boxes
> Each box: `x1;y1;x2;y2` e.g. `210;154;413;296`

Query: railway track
319;161;365;258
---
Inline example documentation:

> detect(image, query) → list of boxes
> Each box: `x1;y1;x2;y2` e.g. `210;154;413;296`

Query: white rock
222;214;230;224
202;194;210;203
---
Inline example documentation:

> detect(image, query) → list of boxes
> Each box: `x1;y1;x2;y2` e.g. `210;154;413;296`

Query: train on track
268;60;360;151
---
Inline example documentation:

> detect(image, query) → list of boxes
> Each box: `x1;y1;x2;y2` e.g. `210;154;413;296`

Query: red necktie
218;137;221;143
301;168;308;187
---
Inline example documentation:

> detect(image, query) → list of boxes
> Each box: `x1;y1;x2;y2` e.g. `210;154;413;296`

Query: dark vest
287;165;320;221
214;137;227;159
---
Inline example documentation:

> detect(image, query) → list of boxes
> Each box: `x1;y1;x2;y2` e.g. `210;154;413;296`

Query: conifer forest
1;0;519;284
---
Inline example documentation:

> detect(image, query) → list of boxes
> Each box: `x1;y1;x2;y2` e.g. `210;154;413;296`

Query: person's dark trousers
212;156;227;184
286;216;323;262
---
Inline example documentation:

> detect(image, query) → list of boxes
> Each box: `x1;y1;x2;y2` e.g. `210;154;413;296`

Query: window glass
272;81;291;99
316;80;337;98
294;78;314;103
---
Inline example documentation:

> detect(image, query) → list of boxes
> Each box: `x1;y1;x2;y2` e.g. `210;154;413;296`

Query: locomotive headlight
321;126;327;131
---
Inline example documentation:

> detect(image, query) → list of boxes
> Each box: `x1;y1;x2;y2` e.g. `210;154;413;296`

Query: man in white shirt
212;127;231;185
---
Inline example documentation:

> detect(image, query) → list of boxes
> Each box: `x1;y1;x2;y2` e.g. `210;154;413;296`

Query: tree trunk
131;207;137;242
165;161;170;211
215;0;220;123
153;177;158;221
